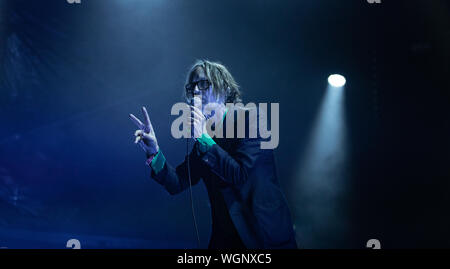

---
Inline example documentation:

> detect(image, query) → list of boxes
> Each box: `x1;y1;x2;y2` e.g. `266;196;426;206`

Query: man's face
186;67;223;108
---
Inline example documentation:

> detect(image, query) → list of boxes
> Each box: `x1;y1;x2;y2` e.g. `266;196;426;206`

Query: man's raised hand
129;106;159;157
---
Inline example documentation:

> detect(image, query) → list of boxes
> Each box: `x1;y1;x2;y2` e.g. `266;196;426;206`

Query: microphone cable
187;108;201;249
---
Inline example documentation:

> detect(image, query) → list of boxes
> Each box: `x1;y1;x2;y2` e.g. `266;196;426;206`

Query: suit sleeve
149;148;203;195
197;133;263;187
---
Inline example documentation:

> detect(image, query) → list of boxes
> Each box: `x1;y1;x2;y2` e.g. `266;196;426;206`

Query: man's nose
193;85;201;95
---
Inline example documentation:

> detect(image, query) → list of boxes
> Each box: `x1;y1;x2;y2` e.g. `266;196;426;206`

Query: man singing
129;60;297;249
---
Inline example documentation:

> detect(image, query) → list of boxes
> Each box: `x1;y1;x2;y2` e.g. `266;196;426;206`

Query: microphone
189;98;195;138
190;96;202;138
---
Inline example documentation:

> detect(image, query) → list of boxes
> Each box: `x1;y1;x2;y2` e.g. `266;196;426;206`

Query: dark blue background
0;0;449;248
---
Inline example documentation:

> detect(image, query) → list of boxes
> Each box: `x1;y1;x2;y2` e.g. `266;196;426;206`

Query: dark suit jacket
150;106;297;249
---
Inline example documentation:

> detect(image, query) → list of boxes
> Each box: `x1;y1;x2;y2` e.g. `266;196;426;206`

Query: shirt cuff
197;133;216;153
149;150;165;174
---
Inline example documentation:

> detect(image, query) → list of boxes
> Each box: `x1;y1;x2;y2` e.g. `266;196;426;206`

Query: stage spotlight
328;74;346;87
293;82;348;248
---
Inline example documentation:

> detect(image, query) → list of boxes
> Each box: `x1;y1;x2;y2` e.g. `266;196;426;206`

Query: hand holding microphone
188;96;207;139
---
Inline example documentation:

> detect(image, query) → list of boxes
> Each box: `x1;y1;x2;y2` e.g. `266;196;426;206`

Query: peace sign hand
129;106;159;157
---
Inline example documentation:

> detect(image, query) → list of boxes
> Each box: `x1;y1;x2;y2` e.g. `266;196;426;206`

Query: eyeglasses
185;80;211;96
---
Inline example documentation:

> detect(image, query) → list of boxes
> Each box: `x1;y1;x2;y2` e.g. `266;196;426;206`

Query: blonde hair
185;59;242;103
